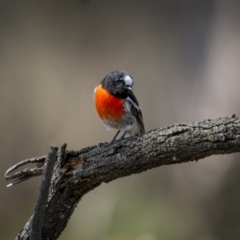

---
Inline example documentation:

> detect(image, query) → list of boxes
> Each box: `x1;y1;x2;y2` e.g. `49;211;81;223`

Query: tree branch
30;146;58;240
5;116;240;240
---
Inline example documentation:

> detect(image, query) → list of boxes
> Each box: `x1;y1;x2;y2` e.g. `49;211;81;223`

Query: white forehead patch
124;75;133;86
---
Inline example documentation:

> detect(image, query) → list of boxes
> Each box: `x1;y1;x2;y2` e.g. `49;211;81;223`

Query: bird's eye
116;79;122;83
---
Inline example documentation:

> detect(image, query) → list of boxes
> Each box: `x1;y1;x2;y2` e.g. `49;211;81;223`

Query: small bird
94;70;145;141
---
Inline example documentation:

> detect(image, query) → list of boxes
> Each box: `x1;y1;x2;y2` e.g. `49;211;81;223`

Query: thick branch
6;116;240;240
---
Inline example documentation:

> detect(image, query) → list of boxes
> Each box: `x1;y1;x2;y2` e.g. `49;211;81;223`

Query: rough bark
30;146;58;240
5;116;240;240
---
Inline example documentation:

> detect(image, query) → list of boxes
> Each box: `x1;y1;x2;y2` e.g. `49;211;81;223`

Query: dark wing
126;89;145;134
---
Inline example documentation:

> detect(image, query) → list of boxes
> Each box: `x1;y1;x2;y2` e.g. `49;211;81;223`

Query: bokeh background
1;1;240;239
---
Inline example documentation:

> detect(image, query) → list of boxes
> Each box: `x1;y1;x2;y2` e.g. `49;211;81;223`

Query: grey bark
30;146;58;240
5;116;240;240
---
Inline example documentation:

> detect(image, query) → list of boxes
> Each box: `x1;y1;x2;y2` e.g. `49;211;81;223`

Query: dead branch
5;116;240;240
30;146;58;240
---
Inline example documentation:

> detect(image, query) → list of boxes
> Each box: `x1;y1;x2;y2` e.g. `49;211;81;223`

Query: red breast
95;84;124;123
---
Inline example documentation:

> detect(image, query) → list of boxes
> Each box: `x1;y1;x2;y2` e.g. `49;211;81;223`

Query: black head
101;70;134;98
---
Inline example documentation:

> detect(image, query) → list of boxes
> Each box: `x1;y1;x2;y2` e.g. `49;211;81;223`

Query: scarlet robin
94;70;145;141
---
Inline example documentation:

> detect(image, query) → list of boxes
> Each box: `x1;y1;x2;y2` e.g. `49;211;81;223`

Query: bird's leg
111;130;121;142
120;131;128;139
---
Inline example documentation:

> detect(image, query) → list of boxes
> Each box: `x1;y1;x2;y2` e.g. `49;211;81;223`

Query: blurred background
1;0;240;239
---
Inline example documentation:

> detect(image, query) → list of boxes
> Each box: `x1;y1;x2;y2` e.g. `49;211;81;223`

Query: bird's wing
126;89;145;134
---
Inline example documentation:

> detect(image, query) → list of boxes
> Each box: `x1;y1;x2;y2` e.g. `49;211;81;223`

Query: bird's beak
126;86;132;91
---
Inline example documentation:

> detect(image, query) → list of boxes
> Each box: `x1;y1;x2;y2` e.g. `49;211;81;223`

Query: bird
94;70;145;141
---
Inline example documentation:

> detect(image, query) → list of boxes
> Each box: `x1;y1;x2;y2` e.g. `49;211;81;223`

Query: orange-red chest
95;84;124;122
